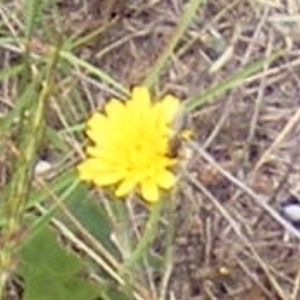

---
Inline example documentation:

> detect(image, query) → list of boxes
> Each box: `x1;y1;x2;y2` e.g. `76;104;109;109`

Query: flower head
77;86;181;202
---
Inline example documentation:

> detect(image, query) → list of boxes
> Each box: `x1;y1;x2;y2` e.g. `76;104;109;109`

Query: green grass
0;1;286;299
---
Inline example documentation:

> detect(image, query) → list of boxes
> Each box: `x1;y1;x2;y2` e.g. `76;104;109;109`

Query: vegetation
0;1;299;299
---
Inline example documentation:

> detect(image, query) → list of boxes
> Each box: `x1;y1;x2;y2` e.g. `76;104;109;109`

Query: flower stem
0;46;59;297
125;201;164;268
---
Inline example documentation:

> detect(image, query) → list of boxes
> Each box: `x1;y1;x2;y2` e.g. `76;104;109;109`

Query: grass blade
185;51;283;111
143;0;206;87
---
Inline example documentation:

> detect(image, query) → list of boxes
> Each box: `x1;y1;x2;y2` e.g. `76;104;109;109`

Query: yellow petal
93;171;125;186
115;177;137;197
86;129;105;145
77;85;184;203
130;86;151;116
86;146;119;162
131;86;150;102
86;113;108;143
157;94;180;123
87;112;107;128
155;170;177;189
86;146;102;157
141;180;159;202
77;159;102;181
105;99;125;121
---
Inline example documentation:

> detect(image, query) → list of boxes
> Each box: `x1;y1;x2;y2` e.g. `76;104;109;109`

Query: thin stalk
0;46;59;298
143;0;206;87
125;201;164;268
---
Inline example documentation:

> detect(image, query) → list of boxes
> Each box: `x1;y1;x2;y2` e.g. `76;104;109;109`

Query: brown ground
2;0;300;299
81;2;300;299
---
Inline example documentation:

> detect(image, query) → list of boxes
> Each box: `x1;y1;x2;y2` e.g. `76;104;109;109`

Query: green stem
0;46;59;298
112;200;133;261
125;201;164;268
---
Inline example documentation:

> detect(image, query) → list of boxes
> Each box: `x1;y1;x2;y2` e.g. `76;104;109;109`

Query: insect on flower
77;86;190;202
167;109;193;160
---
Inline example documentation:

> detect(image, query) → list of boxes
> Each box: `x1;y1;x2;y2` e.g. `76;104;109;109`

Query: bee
167;109;192;159
168;134;184;159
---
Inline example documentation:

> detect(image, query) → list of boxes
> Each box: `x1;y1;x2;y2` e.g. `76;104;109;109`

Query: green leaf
0;80;39;132
0;64;23;82
22;171;80;241
23;0;44;38
27;169;78;208
99;285;134;300
66;185;119;256
19;226;99;300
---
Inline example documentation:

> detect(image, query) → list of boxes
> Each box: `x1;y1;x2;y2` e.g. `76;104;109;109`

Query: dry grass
2;0;300;299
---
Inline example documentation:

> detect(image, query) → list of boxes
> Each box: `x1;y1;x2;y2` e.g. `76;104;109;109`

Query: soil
2;0;300;299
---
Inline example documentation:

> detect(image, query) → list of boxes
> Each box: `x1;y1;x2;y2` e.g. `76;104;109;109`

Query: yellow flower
77;86;181;202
